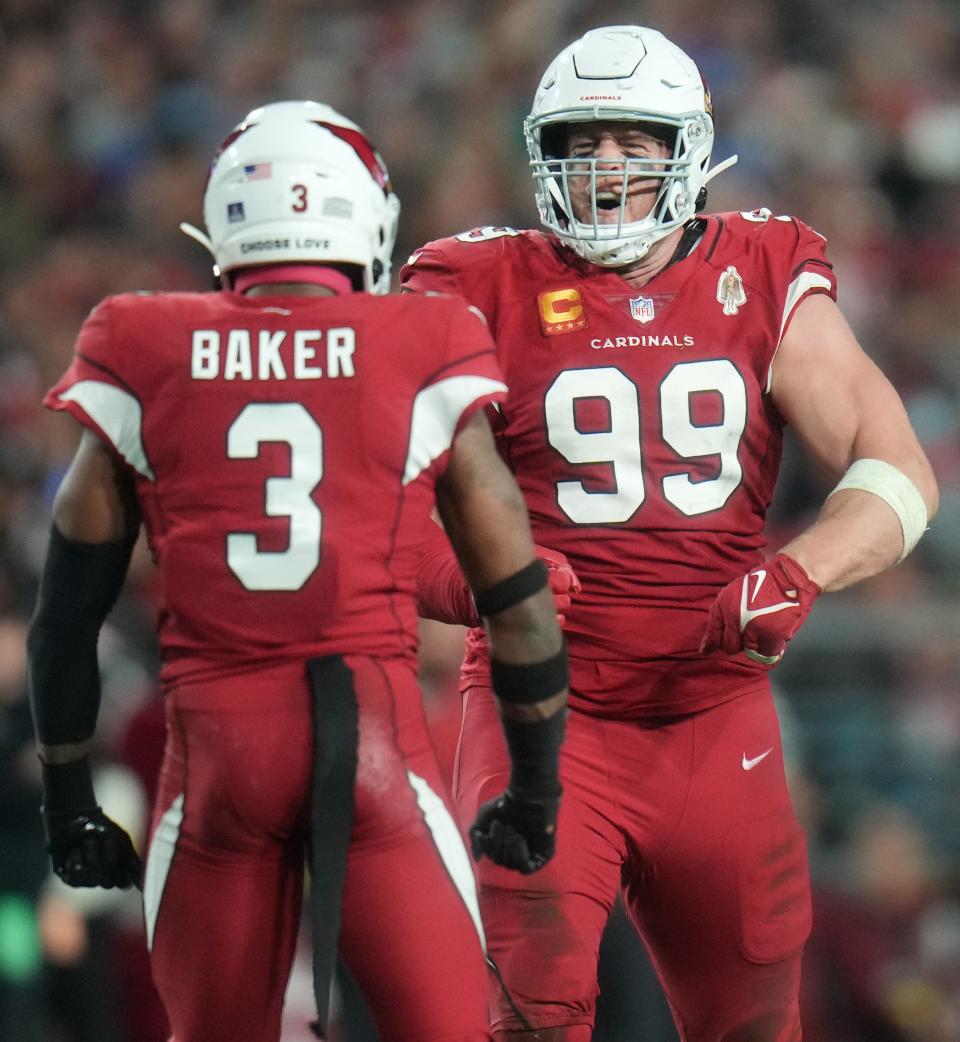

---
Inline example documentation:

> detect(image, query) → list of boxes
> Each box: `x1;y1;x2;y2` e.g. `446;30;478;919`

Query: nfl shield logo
629;295;655;323
227;201;245;223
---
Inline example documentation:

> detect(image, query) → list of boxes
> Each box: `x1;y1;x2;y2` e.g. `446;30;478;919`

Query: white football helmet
524;26;735;267
183;100;400;293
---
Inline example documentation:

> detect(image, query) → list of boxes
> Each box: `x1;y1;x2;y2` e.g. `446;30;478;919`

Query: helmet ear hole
695;186;708;212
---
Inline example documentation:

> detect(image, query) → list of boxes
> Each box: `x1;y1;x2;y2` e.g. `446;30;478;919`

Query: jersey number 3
545;361;747;523
226;403;322;591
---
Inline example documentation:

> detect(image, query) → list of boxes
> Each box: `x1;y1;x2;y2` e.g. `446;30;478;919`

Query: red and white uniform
46;289;505;1042
401;212;836;1041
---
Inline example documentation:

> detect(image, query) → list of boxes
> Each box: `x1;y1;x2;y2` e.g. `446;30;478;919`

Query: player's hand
41;758;142;890
537;544;581;628
465;545;581;670
700;552;820;667
43;807;143;889
469;789;560;874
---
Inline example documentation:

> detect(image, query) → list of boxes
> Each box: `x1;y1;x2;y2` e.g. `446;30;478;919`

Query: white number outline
544;360;749;524
659;359;747;516
545;367;644;524
454;226;520;243
226;402;323;591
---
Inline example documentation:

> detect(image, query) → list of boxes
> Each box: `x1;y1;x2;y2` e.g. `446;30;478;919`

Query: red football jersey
46;290;505;687
401;212;837;715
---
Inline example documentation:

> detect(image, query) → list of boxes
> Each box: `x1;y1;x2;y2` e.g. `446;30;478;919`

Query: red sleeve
444;300;506;436
775;217;837;348
409;301;505;625
401;229;517;333
415;519;479;627
400;241;466;297
44;297;154;480
45;298;120;403
400;299;507;492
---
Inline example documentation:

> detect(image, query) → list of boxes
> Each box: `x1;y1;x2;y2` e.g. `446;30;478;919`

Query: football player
402;26;938;1042
27;101;569;1042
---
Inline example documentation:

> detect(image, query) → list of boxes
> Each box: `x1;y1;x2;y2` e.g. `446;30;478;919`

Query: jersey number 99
545;360;747;523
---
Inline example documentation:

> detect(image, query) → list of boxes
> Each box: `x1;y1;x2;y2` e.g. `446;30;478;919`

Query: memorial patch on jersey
538;288;587;337
717;266;747;316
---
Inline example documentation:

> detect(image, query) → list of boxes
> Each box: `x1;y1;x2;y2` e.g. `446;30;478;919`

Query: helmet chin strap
704;154;738;182
179;221;214;254
179;222;222;282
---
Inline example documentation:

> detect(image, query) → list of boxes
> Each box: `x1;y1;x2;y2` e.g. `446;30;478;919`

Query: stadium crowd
0;1;958;1040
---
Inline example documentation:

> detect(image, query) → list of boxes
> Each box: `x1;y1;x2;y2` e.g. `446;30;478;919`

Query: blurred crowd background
1;1;958;1040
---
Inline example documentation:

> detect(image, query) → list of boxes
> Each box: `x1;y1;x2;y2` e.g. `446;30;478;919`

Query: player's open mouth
591;191;631;223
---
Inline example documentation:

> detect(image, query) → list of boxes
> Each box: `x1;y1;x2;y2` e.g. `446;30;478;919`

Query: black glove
469;789;560;875
41;759;142;890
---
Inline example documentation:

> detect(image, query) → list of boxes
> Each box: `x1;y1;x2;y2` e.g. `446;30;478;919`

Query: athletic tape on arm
474;560;548;618
490;647;569;704
827;458;928;562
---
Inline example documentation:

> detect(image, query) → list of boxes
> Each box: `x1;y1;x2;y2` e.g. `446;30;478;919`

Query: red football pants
144;657;491;1042
455;683;811;1042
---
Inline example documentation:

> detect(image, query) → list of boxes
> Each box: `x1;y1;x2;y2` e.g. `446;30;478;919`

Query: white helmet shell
200;101;400;293
524;26;722;267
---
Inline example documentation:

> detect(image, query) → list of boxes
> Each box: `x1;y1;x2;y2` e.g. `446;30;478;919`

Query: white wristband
827;458;928;563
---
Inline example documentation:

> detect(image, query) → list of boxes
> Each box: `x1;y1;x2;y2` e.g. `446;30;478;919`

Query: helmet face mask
524;26;718;267
199;101;400;293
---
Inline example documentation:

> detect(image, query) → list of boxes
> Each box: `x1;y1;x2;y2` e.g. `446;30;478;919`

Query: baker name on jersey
591;334;695;350
191;328;356;380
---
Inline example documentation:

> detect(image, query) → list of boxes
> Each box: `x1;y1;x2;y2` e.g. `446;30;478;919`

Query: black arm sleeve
501;711;565;802
27;525;136;746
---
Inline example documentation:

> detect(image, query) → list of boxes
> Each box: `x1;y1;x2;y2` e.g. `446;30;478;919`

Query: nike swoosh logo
739;574;799;631
742;748;773;771
750;569;766;603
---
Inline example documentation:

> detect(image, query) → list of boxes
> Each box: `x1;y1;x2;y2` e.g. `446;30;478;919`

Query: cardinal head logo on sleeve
717;266;747;316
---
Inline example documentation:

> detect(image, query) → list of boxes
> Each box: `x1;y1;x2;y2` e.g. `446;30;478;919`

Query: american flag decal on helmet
314;122;392;194
243;162;272;181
